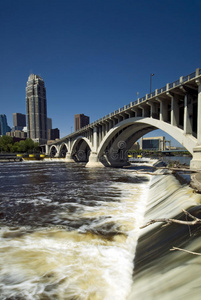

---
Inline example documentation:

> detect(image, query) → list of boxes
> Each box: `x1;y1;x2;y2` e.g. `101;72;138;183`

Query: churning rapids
0;161;150;300
0;160;201;300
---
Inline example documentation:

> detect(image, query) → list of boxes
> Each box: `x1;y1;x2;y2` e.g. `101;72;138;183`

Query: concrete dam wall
128;170;201;300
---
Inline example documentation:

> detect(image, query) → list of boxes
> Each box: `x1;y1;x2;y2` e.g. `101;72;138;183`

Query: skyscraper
75;114;90;131
0;114;10;136
26;74;47;144
13;113;26;130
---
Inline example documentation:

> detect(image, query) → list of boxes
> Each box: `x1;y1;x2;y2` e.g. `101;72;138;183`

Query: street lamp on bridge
150;73;155;94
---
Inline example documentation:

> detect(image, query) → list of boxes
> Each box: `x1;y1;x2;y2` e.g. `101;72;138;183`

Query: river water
0;161;151;300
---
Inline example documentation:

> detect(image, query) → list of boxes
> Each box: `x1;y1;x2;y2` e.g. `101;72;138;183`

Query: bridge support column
93;126;98;151
45;145;49;155
169;93;179;127
98;126;101;142
85;152;104;168
156;97;169;122
184;94;193;134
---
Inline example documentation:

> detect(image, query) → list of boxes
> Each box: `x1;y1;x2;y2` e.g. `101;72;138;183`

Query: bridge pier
190;146;201;170
85;152;104;168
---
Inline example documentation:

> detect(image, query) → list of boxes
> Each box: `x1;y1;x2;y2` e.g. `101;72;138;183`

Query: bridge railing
169;79;180;89
157;86;166;94
139;96;146;103
147;91;156;99
182;72;196;83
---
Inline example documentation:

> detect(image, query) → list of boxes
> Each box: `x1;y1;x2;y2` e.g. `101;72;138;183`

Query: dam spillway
128;170;201;300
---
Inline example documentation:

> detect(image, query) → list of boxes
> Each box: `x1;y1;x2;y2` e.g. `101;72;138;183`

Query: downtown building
140;136;171;151
0;114;11;136
7;113;27;140
47;128;60;141
75;114;90;131
26;74;47;144
13;113;26;131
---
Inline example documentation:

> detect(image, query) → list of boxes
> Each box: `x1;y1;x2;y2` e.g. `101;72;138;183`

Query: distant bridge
45;68;201;169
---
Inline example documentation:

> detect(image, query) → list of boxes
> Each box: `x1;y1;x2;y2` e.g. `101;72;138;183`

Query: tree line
0;136;40;153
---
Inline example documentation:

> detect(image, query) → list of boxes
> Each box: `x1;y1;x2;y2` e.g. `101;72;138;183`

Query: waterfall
128;170;201;300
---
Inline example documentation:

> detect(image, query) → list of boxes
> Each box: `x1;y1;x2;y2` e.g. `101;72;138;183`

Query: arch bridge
46;68;201;169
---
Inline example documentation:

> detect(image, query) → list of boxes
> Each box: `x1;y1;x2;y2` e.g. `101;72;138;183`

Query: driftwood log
140;209;201;229
140;210;201;256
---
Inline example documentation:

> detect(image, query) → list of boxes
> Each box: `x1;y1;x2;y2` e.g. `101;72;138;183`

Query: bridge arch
70;136;93;162
59;143;68;158
49;145;59;157
97;117;197;166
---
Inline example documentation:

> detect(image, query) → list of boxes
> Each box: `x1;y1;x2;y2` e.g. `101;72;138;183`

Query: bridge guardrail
139;96;146;103
189;72;196;79
182;75;188;83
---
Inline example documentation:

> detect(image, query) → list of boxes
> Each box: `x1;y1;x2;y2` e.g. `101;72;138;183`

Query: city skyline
1;0;201;146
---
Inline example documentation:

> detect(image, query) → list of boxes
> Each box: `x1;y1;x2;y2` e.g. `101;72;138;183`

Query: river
0;161;151;299
0;160;201;300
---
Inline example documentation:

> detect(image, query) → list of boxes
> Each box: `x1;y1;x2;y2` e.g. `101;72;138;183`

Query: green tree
11;142;20;153
0;136;14;152
18;140;26;152
24;138;35;152
0;136;40;153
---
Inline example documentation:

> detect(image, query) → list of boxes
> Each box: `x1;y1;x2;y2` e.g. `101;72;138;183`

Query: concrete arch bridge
46;68;201;169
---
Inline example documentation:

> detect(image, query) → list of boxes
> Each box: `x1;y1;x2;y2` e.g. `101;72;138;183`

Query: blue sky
1;0;201;146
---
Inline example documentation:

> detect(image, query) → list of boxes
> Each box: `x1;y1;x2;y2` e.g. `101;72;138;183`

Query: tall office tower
75;114;90;131
0;114;10;136
13;113;26;130
26;74;47;144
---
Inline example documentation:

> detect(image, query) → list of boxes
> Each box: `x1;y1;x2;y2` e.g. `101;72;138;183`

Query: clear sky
1;0;201;146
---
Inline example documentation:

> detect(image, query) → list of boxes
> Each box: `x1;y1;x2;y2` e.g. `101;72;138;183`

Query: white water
0;163;150;300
